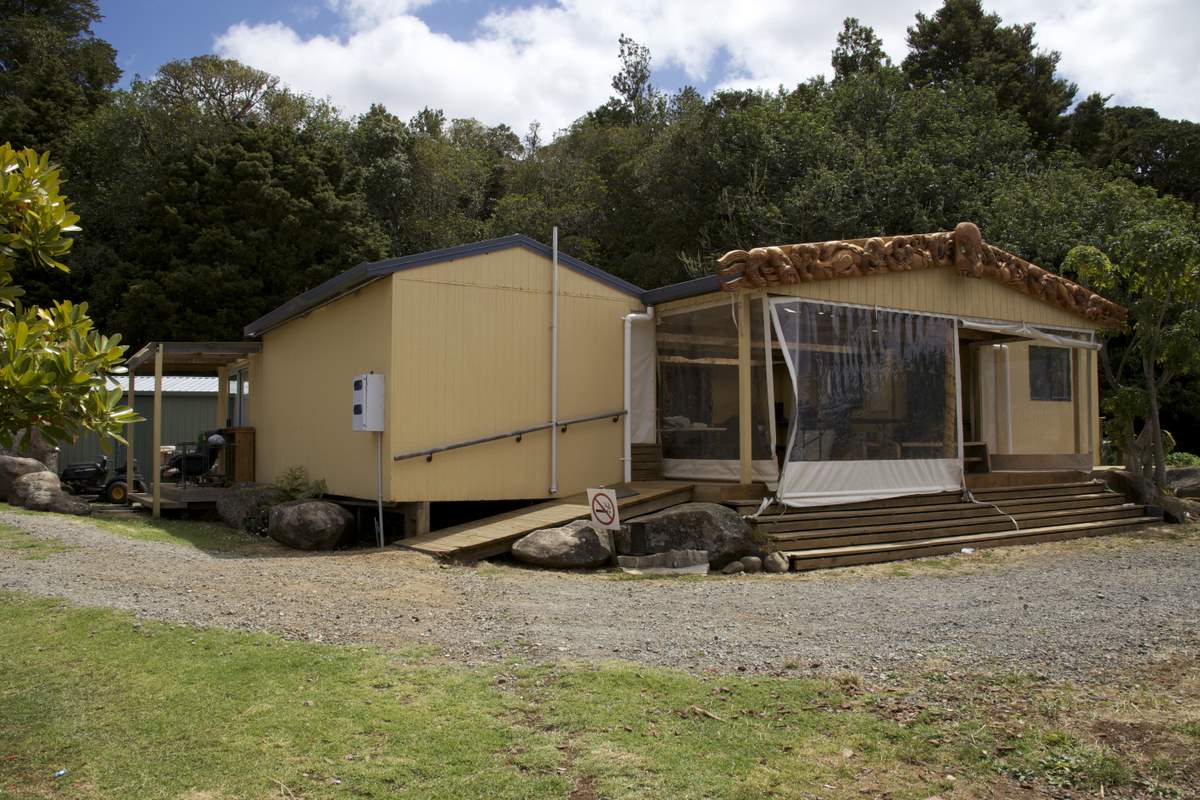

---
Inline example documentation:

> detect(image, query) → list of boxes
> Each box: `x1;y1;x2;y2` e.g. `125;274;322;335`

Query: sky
95;0;1200;134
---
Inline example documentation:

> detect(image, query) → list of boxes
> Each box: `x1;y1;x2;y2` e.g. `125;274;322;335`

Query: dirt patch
567;775;596;800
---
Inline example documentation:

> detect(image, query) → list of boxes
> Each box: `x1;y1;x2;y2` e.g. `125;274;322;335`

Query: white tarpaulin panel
959;318;1101;350
771;299;962;507
657;300;778;483
630;316;656;443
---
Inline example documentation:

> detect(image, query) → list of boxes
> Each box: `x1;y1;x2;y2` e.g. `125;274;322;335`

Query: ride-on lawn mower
59;454;146;503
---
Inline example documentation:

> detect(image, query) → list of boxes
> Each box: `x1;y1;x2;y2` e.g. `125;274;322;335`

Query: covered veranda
123;342;261;516
647;292;1103;507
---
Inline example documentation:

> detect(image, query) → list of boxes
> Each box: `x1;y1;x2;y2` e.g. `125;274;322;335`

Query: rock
267;500;353;551
6;469;91;515
1167;466;1200;499
9;471;63;508
740;556;762;573
216;483;287;533
512;519;612;569
48;493;92;516
615;502;756;567
721;560;745;575
763;551;789;573
0;455;50;502
616;549;708;575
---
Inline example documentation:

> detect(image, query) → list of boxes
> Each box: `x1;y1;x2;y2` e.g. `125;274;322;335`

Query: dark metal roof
243;234;647;337
641;274;722;305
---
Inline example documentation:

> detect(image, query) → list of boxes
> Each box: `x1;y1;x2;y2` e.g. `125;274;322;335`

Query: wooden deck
401;481;694;561
130;485;227;511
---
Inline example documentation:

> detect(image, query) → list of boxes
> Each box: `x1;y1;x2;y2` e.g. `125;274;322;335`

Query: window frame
1028;345;1072;402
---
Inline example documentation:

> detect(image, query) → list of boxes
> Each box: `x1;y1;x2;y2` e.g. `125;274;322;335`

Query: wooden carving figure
715;221;1125;327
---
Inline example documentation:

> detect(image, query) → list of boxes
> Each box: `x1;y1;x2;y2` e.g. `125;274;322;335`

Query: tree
902;0;1076;146
1078;104;1200;206
831;18;891;80
0;0;119;151
1062;183;1200;489
0;143;136;449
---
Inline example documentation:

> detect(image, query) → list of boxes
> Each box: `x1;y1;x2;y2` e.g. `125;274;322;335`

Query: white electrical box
351;373;385;431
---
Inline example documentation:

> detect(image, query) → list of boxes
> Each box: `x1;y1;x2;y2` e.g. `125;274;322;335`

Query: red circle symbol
591;492;616;525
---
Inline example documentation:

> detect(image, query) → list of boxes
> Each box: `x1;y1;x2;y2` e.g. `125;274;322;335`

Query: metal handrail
394;409;627;463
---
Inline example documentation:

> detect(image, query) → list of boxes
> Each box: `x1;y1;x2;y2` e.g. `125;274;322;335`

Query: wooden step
769;505;1146;550
969;481;1105;500
785;516;1160;571
755;491;1123;532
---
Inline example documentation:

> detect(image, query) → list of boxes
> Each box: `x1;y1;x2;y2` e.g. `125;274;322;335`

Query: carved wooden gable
714;222;1125;328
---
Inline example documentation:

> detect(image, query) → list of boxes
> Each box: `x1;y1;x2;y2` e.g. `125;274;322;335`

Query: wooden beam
125;367;135;505
216;366;229;429
152;344;163;518
737;292;752;484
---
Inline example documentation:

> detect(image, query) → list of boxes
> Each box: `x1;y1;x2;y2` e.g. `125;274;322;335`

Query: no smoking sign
587;488;621;531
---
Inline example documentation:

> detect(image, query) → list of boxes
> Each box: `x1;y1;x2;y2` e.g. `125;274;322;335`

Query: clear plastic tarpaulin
657;300;778;483
770;299;962;506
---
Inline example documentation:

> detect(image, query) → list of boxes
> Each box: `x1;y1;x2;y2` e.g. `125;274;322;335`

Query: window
1029;346;1071;401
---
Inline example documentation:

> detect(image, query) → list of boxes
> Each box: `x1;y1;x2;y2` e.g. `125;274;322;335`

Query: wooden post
216;365;229;429
737;293;753;485
402;501;430;537
125;368;135;504
1080;347;1089;453
152;344;163;518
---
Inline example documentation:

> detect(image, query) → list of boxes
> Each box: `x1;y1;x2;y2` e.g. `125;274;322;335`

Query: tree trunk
1144;350;1168;490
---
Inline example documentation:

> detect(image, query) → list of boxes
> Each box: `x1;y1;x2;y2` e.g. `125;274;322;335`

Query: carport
123;342;262;516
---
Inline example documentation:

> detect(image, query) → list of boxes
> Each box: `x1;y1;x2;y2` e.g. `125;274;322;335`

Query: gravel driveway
2;510;1197;679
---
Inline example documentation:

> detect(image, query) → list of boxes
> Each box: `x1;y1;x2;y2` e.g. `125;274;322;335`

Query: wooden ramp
401;482;694;561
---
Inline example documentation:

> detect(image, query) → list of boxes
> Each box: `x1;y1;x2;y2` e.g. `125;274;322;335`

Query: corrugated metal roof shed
107;376;226;394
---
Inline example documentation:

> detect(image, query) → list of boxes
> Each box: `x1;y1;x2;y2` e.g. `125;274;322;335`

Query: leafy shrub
273;466;327;501
1166;451;1200;467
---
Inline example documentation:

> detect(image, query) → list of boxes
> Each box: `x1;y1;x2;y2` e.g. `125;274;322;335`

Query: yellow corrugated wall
254;278;393;498
387;248;641;501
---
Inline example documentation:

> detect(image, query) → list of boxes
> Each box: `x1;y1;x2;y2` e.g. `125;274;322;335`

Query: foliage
1166;451;1200;467
274;465;327;501
1062;183;1200;487
902;0;1076;146
0;143;137;449
831;17;891;80
54;57;389;343
0;0;120;152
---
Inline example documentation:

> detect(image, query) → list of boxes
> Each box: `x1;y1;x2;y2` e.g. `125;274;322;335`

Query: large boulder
1167;467;1200;499
217;483;288;533
512;519;613;569
7;470;91;516
9;471;63;507
267;500;353;550
615;502;756;567
0;455;50;502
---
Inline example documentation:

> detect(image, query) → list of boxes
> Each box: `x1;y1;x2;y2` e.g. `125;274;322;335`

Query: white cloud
214;0;1200;133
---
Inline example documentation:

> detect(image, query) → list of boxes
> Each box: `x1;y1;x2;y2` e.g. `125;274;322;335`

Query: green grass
85;511;266;554
0;502;266;554
2;594;1192;799
0;521;73;559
